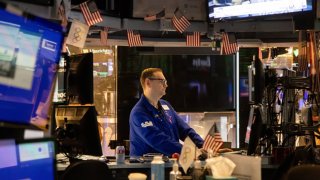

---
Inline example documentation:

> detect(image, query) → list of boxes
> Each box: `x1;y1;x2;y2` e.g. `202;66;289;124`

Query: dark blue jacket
129;94;204;157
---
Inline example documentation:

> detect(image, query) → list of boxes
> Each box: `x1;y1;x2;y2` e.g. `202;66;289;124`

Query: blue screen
0;139;56;180
0;6;63;125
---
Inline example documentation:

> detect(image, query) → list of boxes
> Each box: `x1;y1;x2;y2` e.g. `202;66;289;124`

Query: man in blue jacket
129;68;204;157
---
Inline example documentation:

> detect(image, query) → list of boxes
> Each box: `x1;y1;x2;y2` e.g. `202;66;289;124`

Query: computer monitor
117;47;236;112
0;2;63;126
54;105;102;157
0;138;56;180
67;53;94;104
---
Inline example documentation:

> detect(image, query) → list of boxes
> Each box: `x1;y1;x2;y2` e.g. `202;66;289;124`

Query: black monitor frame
67;53;94;105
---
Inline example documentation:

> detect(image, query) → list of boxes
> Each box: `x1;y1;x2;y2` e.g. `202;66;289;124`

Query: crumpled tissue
205;156;236;178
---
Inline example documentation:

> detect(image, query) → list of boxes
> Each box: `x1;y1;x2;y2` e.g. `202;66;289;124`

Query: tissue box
206;176;237;180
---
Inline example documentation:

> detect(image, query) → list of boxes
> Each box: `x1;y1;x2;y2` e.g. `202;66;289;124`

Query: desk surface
57;160;175;171
56;154;280;180
56;153;279;171
56;154;176;171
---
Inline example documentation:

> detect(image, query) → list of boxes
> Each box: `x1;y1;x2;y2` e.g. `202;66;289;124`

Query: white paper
223;154;261;180
207;156;236;178
179;136;196;174
66;20;89;48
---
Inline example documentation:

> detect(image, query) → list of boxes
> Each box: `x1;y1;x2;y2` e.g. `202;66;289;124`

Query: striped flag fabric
221;32;238;55
144;9;165;21
172;8;190;33
100;27;108;45
203;125;223;153
186;32;200;47
80;0;103;26
127;30;143;47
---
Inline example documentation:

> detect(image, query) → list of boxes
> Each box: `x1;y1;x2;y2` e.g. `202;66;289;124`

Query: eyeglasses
148;78;167;85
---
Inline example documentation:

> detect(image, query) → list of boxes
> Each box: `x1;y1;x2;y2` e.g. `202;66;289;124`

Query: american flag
127;30;143;47
186;32;200;47
172;8;190;33
203;125;223;153
80;0;103;26
58;0;68;28
221;32;238;55
100;27;108;45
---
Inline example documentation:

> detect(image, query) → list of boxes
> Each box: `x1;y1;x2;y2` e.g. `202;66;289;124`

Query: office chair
61;160;111;180
285;164;320;180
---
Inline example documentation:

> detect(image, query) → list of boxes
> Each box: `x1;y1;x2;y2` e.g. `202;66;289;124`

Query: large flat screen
165;55;235;111
0;3;63;126
118;47;236;112
208;0;313;21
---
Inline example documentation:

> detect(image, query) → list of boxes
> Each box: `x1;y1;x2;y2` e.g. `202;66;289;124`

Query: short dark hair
140;68;163;89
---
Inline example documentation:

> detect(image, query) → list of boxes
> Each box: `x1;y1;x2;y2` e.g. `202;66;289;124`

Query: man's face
148;71;168;97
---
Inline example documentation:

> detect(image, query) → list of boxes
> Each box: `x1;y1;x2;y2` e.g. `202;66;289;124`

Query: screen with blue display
0;138;56;180
0;4;63;126
208;0;313;21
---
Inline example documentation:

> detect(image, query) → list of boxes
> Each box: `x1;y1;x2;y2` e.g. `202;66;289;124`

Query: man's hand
197;148;208;160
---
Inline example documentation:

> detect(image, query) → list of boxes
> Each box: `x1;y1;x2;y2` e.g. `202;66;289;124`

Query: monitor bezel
208;0;314;22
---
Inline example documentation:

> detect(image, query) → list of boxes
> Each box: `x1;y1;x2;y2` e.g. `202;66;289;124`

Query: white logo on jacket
141;121;153;127
162;105;170;110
